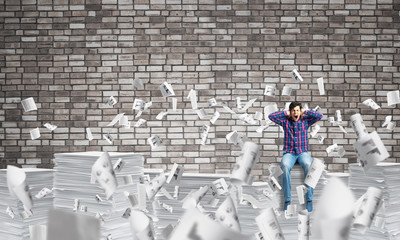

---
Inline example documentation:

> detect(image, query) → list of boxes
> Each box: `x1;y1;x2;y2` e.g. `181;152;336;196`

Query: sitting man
269;101;323;212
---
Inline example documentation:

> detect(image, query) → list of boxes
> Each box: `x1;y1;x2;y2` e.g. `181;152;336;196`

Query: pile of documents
0;168;53;240
53;152;145;240
349;163;400;240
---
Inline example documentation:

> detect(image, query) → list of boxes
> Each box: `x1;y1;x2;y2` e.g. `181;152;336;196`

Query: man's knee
281;161;291;173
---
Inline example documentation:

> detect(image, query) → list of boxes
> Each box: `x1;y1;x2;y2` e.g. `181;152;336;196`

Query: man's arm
303;110;323;126
268;111;288;126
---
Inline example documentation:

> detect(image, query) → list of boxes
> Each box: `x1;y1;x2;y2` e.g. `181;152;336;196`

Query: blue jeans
281;151;314;202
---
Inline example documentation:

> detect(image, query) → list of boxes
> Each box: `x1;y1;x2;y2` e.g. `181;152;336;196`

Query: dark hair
289;101;302;111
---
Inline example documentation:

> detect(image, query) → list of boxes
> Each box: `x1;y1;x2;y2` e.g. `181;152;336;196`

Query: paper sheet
236;97;242;110
215;196;241;232
119;115;130;128
106;96;117;107
317;77;325;95
239;98;257;113
264;104;278;120
35;187;52;199
335;110;343;123
90;152;118;200
132;78;144;89
296;185;309;205
147;135;163;150
6;206;15;219
231;141;259;186
134;119;147;128
103;133;114;144
387;90;400;106
310;124;320;138
21;97;37;112
298;210;310;240
86;128;94;141
160;82;175;97
196;108;207;119
187;89;198;110
256;207;285;240
362;99;380;110
7;165;33;211
200;125;210;145
156;111;169;120
317;135;325;144
44;123;57;131
172;98;178;111
30;127;40;140
107;113;125;126
182;186;209;209
166;163;184;184
290;69;304;82
210;111;220;124
350;114;368;140
304;158;325;189
208;98;218;107
210;178;229;196
284;204;297;219
264;85;276;97
145;172;166;200
353;187;383;234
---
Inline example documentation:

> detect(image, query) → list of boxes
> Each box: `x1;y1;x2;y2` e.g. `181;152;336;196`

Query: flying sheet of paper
285;204;297;219
256;122;270;133
317;77;325;95
145;172;166;200
30;127;40;140
310;124;320;138
173;185;180;199
90;152;118;200
182;185;209;209
335;110;343;123
119;115;130;129
208;98;218;107
350;113;369;139
44;123;57;131
160;82;175;97
133;99;152;111
231;141;259;186
264;104;278;120
255;232;264;240
160;188;174;200
86;128;94;141
264;85;276;97
353;187;383;234
215;196;241;232
35;187;52;199
267;176;282;192
113;158;125;172
166;163;184;184
256;207;285;240
169;208;249;240
147;135;163;150
339;125;347;134
362;99;380;110
210;111;220;124
298;210;310;240
239;113;257;125
106;96;117;107
254;111;263;121
107;113;125;126
387;90;400;106
6;206;15;219
296;185;309;205
134;119;147;128
200;124;210;145
236;97;242;110
29;225;47;240
312;177;354;240
226;130;240;145
7;165;33;211
21;97;37;112
196;108;207;119
103;133;114;144
268;163;283;179
328;117;335;124
187;89;198;110
353;131;390;173
304;158;325;189
47;208;100;240
326;143;346;158
210;178;229;196
156;111;169;120
132;78;144;89
172;98;178;111
317;135;324;143
290;69;304;82
382;115;395;130
239;98;257;112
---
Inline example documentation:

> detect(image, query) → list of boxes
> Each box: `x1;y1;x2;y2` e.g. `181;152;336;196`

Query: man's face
290;106;301;121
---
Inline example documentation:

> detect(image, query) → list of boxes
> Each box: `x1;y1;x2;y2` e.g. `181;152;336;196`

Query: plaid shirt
268;110;323;154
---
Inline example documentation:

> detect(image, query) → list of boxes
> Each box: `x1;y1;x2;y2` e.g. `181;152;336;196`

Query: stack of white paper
0;168;53;240
349;163;400;240
53;152;145;240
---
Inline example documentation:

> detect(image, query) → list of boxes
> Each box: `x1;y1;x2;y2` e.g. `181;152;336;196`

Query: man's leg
298;152;314;211
281;152;296;210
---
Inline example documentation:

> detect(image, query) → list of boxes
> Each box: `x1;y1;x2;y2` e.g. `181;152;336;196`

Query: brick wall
0;0;399;181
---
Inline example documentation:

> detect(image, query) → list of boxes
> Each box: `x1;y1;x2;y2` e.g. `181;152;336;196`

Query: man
268;101;323;212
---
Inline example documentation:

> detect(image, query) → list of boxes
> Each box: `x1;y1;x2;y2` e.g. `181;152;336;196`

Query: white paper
35;187;52;199
200;124;210;145
339;125;348;134
215;196;241;232
47;208;100;240
267;176;282;191
282;86;292;96
317;77;325;95
350;114;368;139
268;163;283;179
239;98;257;112
226;130;240;145
196;108;207;119
103;133;114;144
145;172;166;200
160;82;175;97
29;225;47;240
187;89;198;110
264;85;276;97
160;188;174;200
222;102;236;114
254;111;263;121
156;111;169;120
137;183;147;211
172;98;178;111
353;187;383;234
236;97;242;110
387;90;400;106
86;128;94;141
182;186;209;209
73;199;80;212
210;178;229;196
173;185;180;199
239;113;257;125
304;158;325;189
166;163;184;184
298;210;310;240
106;96;117;107
335;110;343;123
256;123;270;133
310;124;320;138
170;208;249;240
107;113;125;127
326;143;346;158
208;98;218;107
44;123;57;131
147;135;163;150
30;127;40;140
382;115;392;128
133;99;152;111
134;119;147;128
284;204;297;219
313;105;320;112
290;69;304;82
328;117;335;124
7;165;33;211
312;177;354;240
119;115;130;128
353;131;390;173
264;104;278;120
113;158;125;172
256;207;285;240
90;152;118;200
231;141;259;186
132;78;144;89
210;111;220;124
6;206;15;219
362;99;380;110
255;232;265;240
21;97;37;112
296;185;309;205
